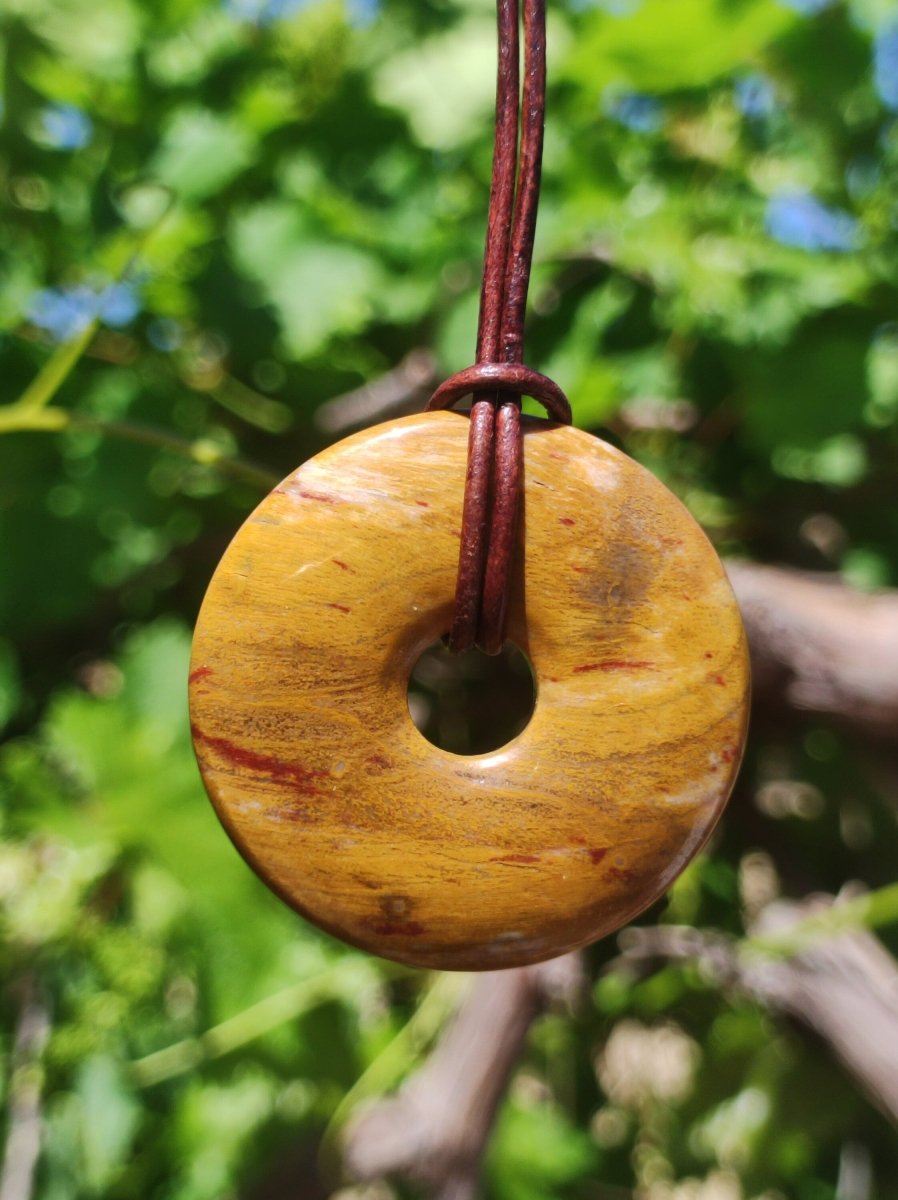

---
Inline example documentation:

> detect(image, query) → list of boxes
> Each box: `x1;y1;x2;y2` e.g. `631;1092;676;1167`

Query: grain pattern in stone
189;411;749;970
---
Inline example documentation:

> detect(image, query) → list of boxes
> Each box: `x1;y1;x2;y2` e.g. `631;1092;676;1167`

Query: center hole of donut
407;640;535;755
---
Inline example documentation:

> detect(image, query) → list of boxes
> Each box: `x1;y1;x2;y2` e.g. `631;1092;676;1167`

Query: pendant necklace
189;0;750;971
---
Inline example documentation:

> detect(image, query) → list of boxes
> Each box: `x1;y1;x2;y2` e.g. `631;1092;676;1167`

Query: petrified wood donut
189;411;749;970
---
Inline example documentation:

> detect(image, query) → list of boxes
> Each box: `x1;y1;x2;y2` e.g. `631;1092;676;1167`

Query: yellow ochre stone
190;411;749;970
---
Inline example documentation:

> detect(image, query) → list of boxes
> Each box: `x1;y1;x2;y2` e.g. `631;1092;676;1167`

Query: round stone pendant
190;411;749;970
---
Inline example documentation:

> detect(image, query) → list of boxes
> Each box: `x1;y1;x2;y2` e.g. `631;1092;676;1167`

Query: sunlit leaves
372;15;497;148
152;109;256;201
565;0;796;94
2;2;898;1197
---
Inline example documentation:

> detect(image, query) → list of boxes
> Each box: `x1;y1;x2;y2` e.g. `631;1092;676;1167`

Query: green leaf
735;313;871;452
372;16;497;148
77;1055;140;1191
565;0;796;93
152;108;255;201
487;1099;598;1200
230;202;386;357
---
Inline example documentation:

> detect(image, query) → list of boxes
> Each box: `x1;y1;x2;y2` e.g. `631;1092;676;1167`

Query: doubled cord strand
479;0;548;654
428;0;569;654
447;0;520;654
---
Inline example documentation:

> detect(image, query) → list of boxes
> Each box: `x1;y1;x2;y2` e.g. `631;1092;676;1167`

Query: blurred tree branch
0;977;51;1200
726;562;898;740
342;890;898;1199
618;894;898;1129
342;954;583;1200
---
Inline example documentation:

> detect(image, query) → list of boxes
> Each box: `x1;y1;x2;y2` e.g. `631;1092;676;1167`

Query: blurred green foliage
2;0;898;1196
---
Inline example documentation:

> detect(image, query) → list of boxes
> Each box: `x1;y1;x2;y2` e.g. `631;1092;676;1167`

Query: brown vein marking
414;499;430;507
281;805;313;822
559;517;576;527
573;660;655;674
327;602;351;614
490;853;541;865
608;865;638;884
711;673;727;686
366;754;393;770
189;666;214;685
333;559;352;572
587;848;608;865
191;725;325;796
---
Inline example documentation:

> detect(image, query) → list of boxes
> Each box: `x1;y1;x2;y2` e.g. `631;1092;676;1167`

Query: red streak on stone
712;674;727;686
415;500;430;508
661;536;684;547
191;725;324;796
327;603;351;614
704;651;714;659
587;848;608;865
333;559;352;572
298;488;337;504
608;866;638;884
573;660;655;674
683;594;692;601
570;836;587;845
189;666;214;685
369;921;425;937
281;806;312;822
572;564;589;573
549;452;567;461
559;517;575;527
721;746;738;763
490;853;541;864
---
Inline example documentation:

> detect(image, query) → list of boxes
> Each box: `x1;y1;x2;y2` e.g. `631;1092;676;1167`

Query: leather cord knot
428;363;571;425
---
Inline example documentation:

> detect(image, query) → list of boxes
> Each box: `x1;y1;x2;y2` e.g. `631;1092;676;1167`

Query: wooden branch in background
343;895;898;1199
315;350;438;434
0;978;51;1200
725;562;898;740
619;894;898;1129
342;953;583;1200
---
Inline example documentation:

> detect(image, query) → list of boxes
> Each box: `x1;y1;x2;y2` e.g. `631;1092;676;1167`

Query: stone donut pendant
189;411;749;971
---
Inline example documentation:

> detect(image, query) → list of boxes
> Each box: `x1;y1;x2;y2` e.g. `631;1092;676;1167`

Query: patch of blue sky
41;104;93;151
765;191;860;253
225;0;378;25
778;0;835;13
734;74;777;120
27;283;141;342
348;0;379;25
874;23;898;112
605;90;663;134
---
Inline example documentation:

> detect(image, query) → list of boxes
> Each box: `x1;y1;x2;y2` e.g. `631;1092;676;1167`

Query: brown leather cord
440;0;520;656
427;0;570;654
